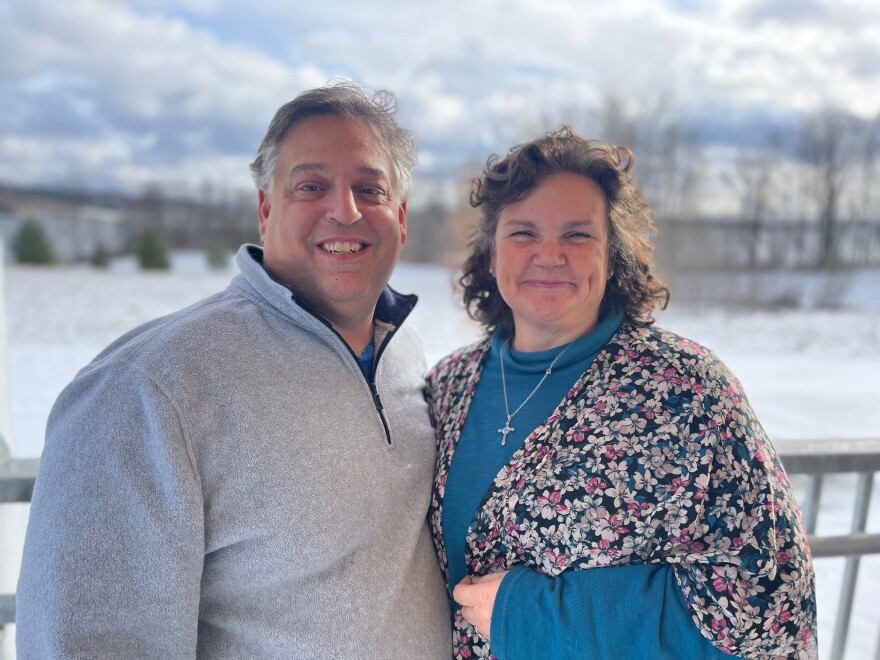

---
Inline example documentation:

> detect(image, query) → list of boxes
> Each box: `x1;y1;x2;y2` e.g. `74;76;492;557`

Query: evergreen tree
206;242;230;270
91;243;110;268
136;229;170;270
11;218;58;265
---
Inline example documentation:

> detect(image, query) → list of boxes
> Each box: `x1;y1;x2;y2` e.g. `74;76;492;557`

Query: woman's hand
452;570;509;640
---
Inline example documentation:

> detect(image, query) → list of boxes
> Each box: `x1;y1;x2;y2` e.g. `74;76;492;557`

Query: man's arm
16;360;205;658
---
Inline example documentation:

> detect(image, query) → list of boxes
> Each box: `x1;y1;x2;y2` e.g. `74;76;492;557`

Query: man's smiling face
258;114;407;329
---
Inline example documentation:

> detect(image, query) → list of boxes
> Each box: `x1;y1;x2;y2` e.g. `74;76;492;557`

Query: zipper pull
368;382;384;411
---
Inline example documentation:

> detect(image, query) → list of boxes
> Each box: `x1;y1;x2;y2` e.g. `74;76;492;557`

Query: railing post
829;472;875;660
0;238;22;659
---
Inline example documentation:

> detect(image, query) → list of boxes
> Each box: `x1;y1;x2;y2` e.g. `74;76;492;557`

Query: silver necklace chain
498;339;572;446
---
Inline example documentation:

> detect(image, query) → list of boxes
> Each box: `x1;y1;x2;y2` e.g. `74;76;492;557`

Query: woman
425;127;816;659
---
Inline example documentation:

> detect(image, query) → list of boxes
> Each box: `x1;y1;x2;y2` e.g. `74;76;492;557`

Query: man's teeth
321;241;364;254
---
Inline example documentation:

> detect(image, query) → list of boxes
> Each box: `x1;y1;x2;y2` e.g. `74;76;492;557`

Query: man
16;82;451;658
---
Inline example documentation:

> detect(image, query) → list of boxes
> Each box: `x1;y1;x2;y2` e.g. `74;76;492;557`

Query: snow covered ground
3;253;880;658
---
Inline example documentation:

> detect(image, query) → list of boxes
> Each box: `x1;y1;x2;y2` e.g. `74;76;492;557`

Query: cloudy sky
1;0;878;200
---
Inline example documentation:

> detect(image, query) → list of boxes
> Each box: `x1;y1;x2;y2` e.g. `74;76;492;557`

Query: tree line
6;98;880;275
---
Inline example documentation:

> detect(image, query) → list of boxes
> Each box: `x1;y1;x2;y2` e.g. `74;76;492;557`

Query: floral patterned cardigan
425;322;817;659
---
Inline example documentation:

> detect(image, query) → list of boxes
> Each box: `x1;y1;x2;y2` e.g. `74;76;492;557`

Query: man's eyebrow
287;163;327;177
357;166;389;180
285;163;389;179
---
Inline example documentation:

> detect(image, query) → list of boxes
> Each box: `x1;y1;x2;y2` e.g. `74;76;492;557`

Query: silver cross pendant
498;418;515;446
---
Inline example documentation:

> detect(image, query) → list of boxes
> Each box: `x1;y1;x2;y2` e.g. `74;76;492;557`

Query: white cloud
0;0;877;192
3;1;331;126
129;0;221;15
0;133;135;186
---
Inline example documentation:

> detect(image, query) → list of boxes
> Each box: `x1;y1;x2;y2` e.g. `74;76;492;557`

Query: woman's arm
663;368;817;659
487;563;739;660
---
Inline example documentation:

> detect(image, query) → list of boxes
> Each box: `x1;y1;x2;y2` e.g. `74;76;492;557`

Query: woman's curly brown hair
461;126;669;338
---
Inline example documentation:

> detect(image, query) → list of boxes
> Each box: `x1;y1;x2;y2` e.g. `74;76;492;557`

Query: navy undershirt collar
356;339;375;376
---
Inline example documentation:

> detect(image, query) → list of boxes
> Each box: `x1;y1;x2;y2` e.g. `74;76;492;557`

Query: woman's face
491;172;611;351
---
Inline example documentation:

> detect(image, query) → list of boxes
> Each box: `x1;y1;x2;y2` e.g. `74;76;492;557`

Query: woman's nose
533;241;565;267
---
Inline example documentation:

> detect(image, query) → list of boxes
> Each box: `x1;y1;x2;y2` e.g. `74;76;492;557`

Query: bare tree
855;113;880;222
404;194;454;264
125;182;168;249
589;91;703;223
595;93;638;150
799;107;854;267
732;134;783;267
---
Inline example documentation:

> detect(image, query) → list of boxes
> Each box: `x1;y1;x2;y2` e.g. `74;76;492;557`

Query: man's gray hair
249;81;416;199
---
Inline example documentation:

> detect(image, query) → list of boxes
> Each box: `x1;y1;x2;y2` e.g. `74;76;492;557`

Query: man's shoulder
85;285;253;372
384;321;419;351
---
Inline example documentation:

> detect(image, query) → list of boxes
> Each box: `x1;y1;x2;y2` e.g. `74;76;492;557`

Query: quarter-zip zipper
326;329;394;445
302;311;398;445
367;328;397;445
368;381;392;445
281;286;416;447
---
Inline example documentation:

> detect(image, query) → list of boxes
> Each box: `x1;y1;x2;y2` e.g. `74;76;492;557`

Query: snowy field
3;252;880;658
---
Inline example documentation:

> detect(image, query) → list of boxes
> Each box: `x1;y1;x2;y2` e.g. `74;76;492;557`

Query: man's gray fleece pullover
16;245;451;658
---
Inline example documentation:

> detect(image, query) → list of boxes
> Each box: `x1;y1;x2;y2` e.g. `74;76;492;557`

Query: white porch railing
776;438;880;660
0;441;878;657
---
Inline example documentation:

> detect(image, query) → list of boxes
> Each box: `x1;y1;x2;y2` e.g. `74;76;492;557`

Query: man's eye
360;186;385;196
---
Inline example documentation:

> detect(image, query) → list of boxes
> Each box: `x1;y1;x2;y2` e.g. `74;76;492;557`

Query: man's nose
329;187;362;225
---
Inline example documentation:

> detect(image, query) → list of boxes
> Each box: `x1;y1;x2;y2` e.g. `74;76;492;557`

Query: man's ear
398;200;407;246
257;189;271;240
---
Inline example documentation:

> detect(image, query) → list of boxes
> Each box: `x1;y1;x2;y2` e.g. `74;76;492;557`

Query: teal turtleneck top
441;312;740;659
442;311;624;592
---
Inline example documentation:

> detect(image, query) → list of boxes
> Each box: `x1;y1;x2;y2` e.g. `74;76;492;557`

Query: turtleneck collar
489;311;624;375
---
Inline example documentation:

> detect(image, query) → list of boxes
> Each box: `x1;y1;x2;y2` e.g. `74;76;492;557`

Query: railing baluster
803;474;823;535
829;472;874;660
